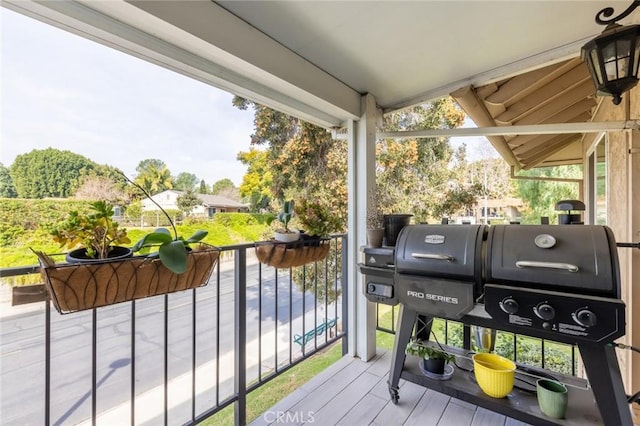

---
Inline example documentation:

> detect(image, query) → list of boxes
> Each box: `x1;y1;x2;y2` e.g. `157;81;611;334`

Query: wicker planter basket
34;246;220;314
255;239;330;268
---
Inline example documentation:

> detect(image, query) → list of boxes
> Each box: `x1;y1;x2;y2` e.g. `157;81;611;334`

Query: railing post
234;248;247;426
341;235;349;356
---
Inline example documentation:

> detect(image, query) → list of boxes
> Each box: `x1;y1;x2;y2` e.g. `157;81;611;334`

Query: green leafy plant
276;200;295;233
405;339;455;363
122;172;209;274
294;198;341;237
51;200;130;259
131;228;207;274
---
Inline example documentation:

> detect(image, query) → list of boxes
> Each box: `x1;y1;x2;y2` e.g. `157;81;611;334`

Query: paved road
0;259;341;425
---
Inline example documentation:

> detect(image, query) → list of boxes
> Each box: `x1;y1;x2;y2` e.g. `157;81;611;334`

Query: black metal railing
0;235;347;426
375;303;579;376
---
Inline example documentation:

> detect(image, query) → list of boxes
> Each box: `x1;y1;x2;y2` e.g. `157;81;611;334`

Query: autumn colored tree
74;175;127;203
237;149;272;212
376;99;466;222
233;96;346;226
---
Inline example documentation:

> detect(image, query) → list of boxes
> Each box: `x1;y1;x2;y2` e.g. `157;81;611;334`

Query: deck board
310;372;381;425
404;389;450;426
249;349;535;426
371;381;427;426
471;407;507;426
438;398;476;426
335;393;387;426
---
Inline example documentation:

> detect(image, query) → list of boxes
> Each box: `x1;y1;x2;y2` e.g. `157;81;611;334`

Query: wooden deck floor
249;349;531;426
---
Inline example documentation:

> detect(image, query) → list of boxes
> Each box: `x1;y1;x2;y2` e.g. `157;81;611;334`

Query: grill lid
486;225;620;298
395;224;486;283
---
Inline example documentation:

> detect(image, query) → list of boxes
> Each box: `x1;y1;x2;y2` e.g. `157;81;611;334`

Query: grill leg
387;305;417;404
578;343;632;426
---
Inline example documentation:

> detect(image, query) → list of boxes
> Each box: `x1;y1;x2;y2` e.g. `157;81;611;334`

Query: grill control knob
573;309;597;328
368;284;376;294
534;303;555;321
500;297;519;314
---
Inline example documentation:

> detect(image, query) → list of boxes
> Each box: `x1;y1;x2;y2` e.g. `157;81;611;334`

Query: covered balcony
1;1;639;425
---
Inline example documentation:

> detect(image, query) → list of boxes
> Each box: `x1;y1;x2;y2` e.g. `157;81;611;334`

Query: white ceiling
4;0;639;128
216;1;620;110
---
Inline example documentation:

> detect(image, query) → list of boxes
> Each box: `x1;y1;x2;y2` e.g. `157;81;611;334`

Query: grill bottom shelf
387;306;632;426
398;354;602;425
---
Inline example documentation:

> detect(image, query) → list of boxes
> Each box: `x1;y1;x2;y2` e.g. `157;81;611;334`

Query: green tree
211;178;235;194
0;163;17;198
198;179;209;194
174;172;199;191
134;159;173;195
176;189;202;216
124;200;143;219
514;165;582;224
9;148;98;198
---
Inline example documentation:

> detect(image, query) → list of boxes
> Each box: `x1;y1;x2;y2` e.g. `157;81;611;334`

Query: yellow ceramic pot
472;353;516;398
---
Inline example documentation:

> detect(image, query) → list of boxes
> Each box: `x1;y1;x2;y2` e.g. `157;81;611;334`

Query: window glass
594;137;607;225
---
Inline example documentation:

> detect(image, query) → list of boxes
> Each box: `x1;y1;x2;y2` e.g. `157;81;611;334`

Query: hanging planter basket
34;245;220;314
255;238;330;268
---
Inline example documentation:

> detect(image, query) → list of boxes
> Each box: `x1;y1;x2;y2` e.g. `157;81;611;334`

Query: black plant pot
423;358;446;375
300;232;323;247
65;246;133;264
383;214;413;246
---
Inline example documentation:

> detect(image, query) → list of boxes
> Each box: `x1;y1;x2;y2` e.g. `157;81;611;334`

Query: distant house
141;190;249;217
455;197;524;224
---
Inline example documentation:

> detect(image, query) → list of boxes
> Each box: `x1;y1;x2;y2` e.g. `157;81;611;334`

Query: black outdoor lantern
582;1;640;105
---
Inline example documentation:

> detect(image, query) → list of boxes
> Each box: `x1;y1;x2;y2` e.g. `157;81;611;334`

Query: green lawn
202;342;343;425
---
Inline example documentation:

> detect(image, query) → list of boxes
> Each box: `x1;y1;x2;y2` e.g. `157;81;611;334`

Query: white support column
346;94;377;360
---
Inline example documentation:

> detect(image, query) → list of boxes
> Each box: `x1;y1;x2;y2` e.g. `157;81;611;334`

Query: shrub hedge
0;199;272;268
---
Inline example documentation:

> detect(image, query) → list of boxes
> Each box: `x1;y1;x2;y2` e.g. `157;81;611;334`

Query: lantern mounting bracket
595;1;640;25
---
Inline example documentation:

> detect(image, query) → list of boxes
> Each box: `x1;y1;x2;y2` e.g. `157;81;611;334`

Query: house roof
197;193;248;209
153;190;247;209
5;1;638;168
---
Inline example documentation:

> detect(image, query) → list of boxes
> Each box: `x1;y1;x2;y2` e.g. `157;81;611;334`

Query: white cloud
1;8;255;186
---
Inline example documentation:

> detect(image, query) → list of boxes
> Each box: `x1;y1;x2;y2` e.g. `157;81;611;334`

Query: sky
1;8;256;187
0;8;496;189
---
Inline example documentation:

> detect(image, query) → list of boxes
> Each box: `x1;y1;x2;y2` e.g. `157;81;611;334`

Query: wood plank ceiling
450;58;597;170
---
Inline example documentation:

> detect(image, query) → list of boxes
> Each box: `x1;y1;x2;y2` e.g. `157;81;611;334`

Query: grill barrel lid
394;224;486;284
486;225;620;298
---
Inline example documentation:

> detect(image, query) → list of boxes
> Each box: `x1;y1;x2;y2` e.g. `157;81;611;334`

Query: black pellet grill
358;224;630;425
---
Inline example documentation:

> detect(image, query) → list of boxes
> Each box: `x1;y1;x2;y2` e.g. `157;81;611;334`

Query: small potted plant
51;200;132;262
255;199;340;268
274;200;299;243
405;339;455;375
35;175;220;314
131;227;209;274
125;172;216;275
294;198;342;244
